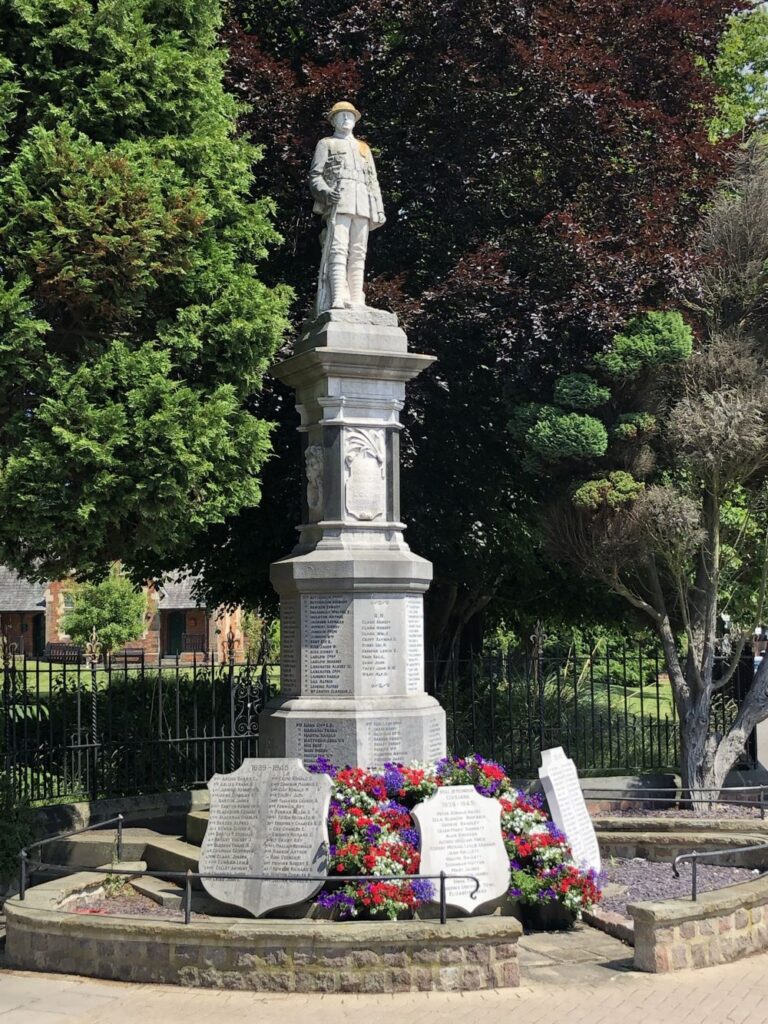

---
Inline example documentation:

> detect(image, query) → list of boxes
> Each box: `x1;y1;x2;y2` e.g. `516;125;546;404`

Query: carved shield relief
344;428;386;521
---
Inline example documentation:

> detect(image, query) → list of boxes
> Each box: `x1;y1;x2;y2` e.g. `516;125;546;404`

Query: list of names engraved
301;594;353;695
414;786;510;913
405;595;423;694
280;599;299;696
359;597;398;692
293;720;350;767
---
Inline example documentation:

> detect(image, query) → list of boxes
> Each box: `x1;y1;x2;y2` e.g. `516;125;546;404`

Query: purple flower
365;824;382;842
509;886;522;897
399;827;420;847
410;878;435;902
383;763;405;795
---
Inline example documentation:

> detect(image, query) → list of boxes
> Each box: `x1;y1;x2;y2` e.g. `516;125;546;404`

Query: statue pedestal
259;310;446;769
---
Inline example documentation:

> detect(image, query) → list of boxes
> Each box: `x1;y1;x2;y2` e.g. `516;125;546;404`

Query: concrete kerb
4;875;522;992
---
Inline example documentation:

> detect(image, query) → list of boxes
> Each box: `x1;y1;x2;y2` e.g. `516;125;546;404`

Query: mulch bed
595;804;765;819
65;885;207;920
599;857;761;917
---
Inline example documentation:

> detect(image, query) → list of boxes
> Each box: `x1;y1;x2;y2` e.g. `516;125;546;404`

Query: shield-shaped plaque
199;758;333;917
413;785;510;914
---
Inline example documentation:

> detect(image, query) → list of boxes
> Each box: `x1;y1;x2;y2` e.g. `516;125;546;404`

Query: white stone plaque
344;428;386;521
301;593;353;695
538;746;601;873
413;786;510;914
199;758;332;917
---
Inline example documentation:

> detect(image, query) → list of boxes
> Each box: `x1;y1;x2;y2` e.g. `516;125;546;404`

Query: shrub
0;778;33;887
527;410;608;461
572;471;645;511
595;311;693;378
553;373;611;411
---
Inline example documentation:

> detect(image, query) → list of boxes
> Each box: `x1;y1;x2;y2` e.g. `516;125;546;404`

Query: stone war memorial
258;99;447;769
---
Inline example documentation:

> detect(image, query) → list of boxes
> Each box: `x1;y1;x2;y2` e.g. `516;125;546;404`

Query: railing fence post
439;871;447;925
692;853;698;901
117;814;124;862
184;869;193;924
19;850;27;900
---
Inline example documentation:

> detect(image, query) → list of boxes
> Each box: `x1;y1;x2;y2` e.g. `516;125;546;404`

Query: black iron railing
17;818;480;926
1;640;756;804
672;844;768;901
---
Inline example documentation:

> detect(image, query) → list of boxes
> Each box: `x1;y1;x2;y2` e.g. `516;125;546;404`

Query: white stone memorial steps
143;836;201;885
186;809;209;846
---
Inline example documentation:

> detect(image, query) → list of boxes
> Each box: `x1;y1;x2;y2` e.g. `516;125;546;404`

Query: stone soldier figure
310;101;385;313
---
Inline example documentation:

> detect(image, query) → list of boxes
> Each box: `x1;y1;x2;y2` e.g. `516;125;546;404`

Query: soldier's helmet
326;101;361;125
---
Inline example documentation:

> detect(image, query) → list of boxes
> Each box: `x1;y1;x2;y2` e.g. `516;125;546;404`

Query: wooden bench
109;648;146;666
43;643;84;664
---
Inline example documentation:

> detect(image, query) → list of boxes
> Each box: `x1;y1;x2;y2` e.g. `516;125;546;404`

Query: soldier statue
310;101;385;313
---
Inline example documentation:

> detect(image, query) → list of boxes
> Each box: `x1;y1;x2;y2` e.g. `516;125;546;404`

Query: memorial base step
186;809;210;846
143;836;201;886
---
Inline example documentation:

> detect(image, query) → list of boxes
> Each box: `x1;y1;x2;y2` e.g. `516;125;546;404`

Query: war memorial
7;101;768;1000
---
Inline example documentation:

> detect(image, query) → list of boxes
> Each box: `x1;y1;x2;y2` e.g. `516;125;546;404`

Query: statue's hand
327;185;341;204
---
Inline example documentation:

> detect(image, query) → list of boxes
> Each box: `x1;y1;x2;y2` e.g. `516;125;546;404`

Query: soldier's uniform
310;103;385;310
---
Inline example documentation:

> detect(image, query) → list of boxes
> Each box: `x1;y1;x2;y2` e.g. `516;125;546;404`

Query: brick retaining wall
630;875;768;971
5;876;521;992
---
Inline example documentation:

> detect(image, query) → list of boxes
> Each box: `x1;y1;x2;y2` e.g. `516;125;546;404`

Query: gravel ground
595;804;764;819
65;886;205;920
599;857;761;917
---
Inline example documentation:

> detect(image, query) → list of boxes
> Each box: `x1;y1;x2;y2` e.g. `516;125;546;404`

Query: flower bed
309;754;602;922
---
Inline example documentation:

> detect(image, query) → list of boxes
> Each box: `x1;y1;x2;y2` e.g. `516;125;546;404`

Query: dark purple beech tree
185;0;743;663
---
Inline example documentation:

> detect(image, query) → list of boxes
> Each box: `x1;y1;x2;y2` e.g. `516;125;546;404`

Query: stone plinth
259;310;446;769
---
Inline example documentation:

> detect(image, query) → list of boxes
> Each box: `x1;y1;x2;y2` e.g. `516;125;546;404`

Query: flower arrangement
309;754;601;922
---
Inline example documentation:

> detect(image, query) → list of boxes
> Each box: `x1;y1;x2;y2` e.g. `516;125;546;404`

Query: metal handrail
672;843;768;901
17;818;479;926
23;815;124;856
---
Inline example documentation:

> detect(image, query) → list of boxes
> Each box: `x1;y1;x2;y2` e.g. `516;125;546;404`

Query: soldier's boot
347;263;366;308
329;261;348;309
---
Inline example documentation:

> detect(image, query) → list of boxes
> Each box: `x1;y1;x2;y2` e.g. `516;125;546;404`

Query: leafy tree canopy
0;0;291;583
710;3;768;141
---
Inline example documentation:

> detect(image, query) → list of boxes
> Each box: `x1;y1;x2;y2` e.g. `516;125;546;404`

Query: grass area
3;660;281;695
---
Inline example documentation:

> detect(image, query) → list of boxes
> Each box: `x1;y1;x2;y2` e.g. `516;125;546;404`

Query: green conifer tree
0;0;290;581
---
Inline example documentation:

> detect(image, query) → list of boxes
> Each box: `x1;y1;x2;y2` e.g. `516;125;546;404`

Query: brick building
0;567;244;664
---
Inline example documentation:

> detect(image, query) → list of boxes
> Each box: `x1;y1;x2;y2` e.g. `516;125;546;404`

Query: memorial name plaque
292;719;351;767
405;594;423;694
280;598;299;697
538;746;601;873
301;593;353;695
413;785;510;914
199;758;333;917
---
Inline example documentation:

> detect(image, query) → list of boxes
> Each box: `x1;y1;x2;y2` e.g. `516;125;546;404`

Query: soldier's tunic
310;136;385;226
310;135;385;311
